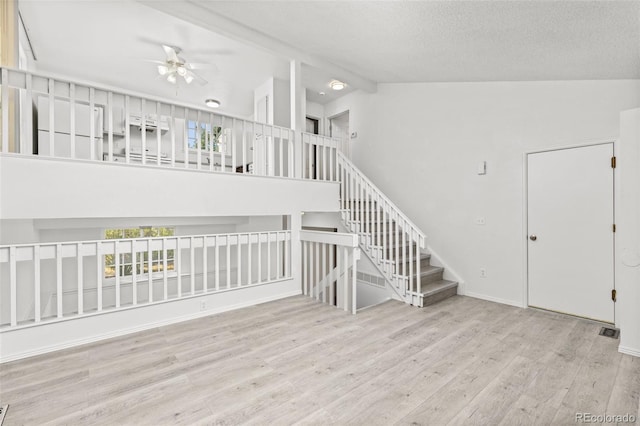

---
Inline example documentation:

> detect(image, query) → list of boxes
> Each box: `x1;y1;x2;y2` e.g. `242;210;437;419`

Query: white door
527;143;614;323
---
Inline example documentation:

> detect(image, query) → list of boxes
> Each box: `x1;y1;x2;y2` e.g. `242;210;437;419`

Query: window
104;227;175;279
187;121;222;151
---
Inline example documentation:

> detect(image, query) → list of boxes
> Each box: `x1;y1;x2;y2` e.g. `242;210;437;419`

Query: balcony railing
0;67;306;178
0;231;291;329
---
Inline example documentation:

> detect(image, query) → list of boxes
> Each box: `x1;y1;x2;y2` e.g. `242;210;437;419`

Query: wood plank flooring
0;295;638;425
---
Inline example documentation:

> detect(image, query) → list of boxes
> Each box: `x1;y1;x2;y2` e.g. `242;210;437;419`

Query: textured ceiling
192;0;640;83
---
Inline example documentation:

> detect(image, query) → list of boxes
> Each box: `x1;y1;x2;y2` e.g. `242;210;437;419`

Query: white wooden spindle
183;108;189;169
196;111;202;170
309;242;314;298
190;236;195;294
140;99;147;165
170;105;176;167
267;232;272;281
247;233;252;285
284;231;290;278
278;132;284;177
163;238;168;300
352;248;357;314
77;243;83;314
226;235;231;288
302;241;307;295
275;232;281;279
148;240;153;302
221;117;226;172
156;102;162;166
232;118;237;174
69;83;76;158
96;242;103;311
242;120;247;173
115;242;121;308
89;87;95;160
322;144;327;180
409;228;414;297
258;234;262;284
132;239;138;305
1;68;9;152
124;95;131;163
209;113;214;172
177;238;182;297
215;235;220;291
236;234;242;286
9;246;17;326
24;74;34;155
321;241;327;303
203;237;208;292
48;79;55;156
342;246;348;311
33;245;41;322
107;92;114;161
56;244;63;317
416;233;421;297
315;242;320;301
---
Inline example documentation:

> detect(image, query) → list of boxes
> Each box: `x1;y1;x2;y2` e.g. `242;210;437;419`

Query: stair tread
418;280;458;297
397;264;443;278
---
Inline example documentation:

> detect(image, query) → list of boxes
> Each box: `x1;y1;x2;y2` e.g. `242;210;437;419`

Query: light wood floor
1;295;638;425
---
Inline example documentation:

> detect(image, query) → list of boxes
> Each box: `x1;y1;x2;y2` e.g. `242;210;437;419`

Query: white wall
616;108;640;356
323;80;640;309
0;155;340;220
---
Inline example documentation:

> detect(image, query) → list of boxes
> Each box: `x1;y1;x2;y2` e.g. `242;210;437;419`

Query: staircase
336;152;458;307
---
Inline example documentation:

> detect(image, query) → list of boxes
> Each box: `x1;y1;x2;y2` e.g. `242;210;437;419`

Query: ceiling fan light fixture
157;65;168;76
177;66;187;77
205;99;221;108
167;73;177;84
184;74;194;84
330;80;345;91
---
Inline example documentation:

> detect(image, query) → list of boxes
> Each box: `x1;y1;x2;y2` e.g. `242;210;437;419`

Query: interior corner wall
273;78;291;129
324;80;640;307
253;78;274;124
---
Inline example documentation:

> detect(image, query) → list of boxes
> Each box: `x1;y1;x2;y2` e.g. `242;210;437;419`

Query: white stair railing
0;231;291;330
301;132;342;181
300;230;360;314
336;150;427;306
0;67;295;178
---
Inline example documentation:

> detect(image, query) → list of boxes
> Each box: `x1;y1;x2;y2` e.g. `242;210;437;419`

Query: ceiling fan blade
186;70;208;86
142;59;168;65
162;45;179;62
186;62;218;72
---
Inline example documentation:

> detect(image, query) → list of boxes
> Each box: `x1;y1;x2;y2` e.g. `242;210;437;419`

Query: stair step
419;280;458;307
401;264;444;285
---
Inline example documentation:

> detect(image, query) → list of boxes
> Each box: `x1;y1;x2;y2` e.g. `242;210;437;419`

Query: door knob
529;234;537;241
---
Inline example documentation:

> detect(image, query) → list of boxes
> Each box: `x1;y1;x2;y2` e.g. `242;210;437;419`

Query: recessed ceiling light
205;99;221;108
330;80;345;91
319;91;326;96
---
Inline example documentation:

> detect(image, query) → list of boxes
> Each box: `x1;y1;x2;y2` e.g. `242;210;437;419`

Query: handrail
0;230;292;330
337;150;426;243
0;67;296;178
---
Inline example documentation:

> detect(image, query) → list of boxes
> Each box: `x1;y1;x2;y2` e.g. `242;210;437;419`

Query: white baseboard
462;290;524;308
0;289;301;364
619;345;640;358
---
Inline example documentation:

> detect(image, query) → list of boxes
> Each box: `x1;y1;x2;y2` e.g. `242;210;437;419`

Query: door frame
522;139;617;324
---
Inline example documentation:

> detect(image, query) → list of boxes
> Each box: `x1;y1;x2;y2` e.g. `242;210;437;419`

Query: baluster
232;118;238;174
69;83;76;158
351;248;358;314
242;120;247;173
329;244;335;306
107;92;114;162
190;236;196;294
402;223;407;285
275;232;281;280
267;232;272;281
132;239;138;305
416;232;421;298
156;101;162;166
302;241;307;295
309;242;314;298
315;242;320;301
226;235;231;288
24;74;34;155
163;238;168;300
215;235;220;291
409;228;414;297
124;95;131;163
183;107;189;169
141;99;147;165
77;242;83;315
321;241;327;303
33;245;41;322
96;242;103;311
284;231;290;278
257;233;262;283
342;246;348;312
221;117;227;172
177;237;182;297
89;87;95;160
9;246;17;326
148;239;153;302
247;233;252;286
1;69;9;152
237;234;242;286
209;113;215;171
114;242;120;309
48;79;55;156
202;236;208;292
196;110;202;170
170;105;176;167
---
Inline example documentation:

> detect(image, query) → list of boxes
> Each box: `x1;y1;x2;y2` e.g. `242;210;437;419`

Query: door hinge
613;224;616;232
612;289;617;302
611;156;617;168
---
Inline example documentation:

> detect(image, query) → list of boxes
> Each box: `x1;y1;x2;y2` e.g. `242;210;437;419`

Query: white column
290;60;305;178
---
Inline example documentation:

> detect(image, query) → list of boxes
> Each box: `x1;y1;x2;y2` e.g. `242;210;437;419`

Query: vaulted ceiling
19;0;640;117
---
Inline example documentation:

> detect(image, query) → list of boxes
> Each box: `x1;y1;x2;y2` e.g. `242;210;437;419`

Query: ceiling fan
153;45;209;85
